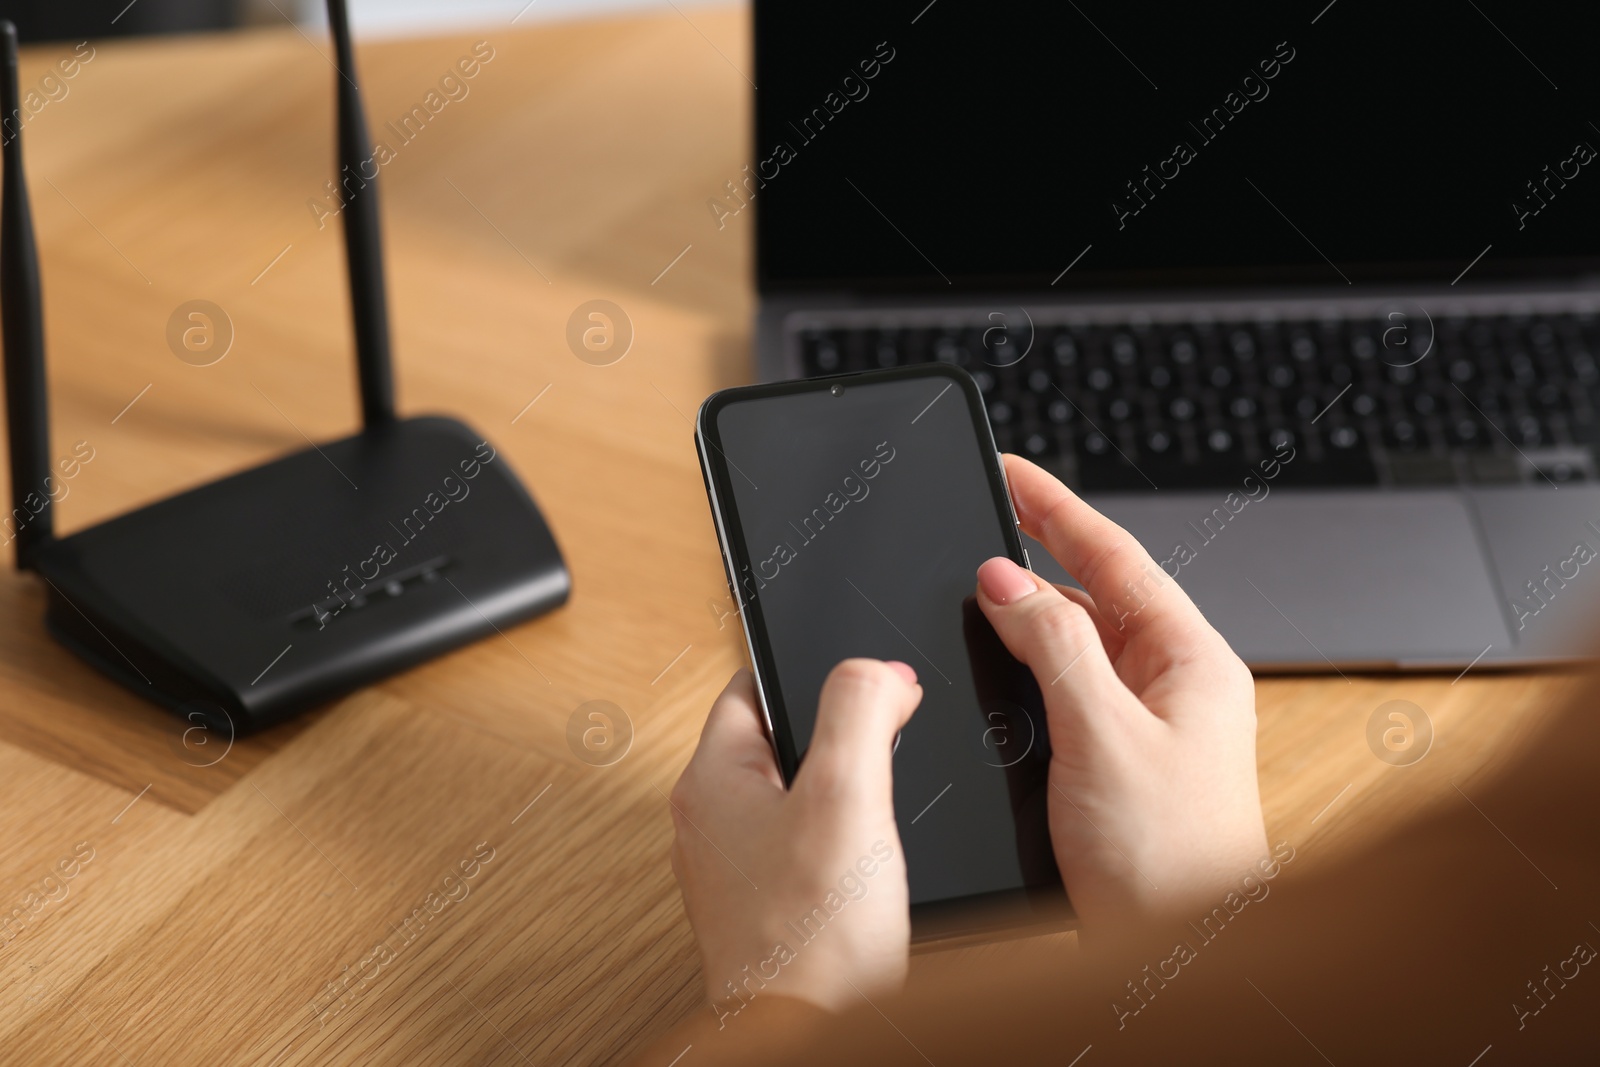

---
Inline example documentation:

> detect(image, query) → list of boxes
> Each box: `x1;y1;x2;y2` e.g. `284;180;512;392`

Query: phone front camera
829;383;844;397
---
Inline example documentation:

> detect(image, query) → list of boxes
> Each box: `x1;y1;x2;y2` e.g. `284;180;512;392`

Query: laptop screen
752;1;1600;294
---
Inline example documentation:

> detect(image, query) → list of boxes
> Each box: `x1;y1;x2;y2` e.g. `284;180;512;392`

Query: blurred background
0;0;683;41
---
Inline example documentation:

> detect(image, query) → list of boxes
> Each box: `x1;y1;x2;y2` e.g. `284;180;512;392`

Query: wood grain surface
0;8;1583;1063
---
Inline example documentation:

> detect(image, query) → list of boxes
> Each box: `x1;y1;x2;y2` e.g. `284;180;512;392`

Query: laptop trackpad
1025;490;1509;668
1468;485;1600;659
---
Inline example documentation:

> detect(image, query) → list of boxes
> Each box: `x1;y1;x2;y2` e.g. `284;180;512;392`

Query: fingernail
883;660;918;685
977;557;1037;605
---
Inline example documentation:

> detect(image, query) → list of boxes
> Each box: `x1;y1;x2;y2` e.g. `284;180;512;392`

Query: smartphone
696;363;1070;938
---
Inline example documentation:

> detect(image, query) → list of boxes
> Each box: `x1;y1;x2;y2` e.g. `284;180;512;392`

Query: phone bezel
695;363;1069;938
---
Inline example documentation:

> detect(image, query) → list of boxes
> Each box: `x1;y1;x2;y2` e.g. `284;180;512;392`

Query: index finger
1001;453;1215;654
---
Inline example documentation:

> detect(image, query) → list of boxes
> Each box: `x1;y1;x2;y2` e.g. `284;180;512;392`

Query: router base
35;415;568;735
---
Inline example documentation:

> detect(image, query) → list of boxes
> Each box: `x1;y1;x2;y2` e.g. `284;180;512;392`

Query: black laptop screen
751;1;1600;293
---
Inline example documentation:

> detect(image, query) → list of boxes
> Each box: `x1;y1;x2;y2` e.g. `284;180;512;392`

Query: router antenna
1;21;53;570
327;0;396;428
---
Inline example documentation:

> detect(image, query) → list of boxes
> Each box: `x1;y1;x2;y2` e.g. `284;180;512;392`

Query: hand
668;660;922;1019
975;455;1268;927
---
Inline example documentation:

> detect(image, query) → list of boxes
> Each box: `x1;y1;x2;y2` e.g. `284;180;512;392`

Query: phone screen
700;366;1064;927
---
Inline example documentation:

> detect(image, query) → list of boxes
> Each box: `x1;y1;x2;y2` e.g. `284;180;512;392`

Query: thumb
794;658;922;807
974;557;1131;731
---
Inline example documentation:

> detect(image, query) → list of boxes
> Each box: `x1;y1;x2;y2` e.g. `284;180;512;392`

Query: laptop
747;0;1600;670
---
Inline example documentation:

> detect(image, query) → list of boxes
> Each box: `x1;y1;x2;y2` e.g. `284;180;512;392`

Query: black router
0;5;569;736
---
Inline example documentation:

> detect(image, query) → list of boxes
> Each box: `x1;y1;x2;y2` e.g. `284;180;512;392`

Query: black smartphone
696;363;1071;938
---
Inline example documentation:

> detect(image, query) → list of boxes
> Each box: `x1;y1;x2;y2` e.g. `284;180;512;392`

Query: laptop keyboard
795;311;1600;490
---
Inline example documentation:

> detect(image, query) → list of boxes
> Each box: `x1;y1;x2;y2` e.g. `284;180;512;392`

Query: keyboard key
1450;417;1482;446
1386;453;1459;485
1112;334;1138;365
900;328;934;364
1571;351;1598;384
1541;457;1587;483
1467;452;1522;483
1286;449;1381;487
1384;419;1420;448
1076;451;1153;490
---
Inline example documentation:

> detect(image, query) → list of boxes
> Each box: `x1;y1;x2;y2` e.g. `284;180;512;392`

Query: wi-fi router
0;3;570;736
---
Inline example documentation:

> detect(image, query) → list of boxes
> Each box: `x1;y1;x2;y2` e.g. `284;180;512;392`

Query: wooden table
0;8;1583;1063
